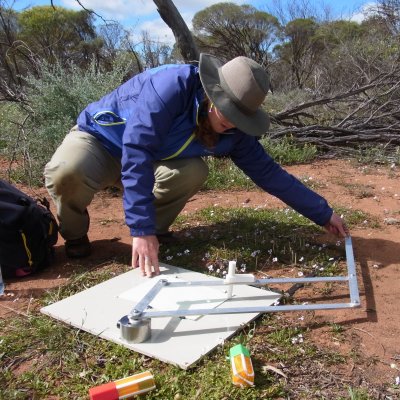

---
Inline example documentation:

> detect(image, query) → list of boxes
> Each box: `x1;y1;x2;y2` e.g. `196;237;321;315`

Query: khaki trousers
44;128;208;240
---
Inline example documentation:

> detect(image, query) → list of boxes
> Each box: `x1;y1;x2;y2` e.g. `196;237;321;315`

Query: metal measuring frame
117;236;361;343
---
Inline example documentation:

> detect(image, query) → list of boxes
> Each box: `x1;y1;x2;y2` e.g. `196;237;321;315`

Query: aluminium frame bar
128;236;360;320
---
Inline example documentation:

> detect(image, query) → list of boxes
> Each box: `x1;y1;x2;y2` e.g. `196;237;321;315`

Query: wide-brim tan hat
199;53;270;136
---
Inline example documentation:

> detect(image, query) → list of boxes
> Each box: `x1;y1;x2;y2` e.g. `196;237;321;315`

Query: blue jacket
77;64;332;236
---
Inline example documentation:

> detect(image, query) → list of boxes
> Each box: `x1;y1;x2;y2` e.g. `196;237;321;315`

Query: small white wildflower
298;271;304;277
319;267;325;271
177;252;182;257
395;376;400;385
205;252;210;258
322;243;327;248
251;250;261;257
184;249;190;254
305;243;310;247
329;257;334;261
222;271;227;275
166;256;173;261
268;249;273;254
299;257;304;262
298;316;304;321
208;265;214;271
291;337;298;344
272;257;278;262
216;269;220;274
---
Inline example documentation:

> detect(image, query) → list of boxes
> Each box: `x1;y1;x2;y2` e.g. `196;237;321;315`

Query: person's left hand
131;235;160;277
324;212;349;237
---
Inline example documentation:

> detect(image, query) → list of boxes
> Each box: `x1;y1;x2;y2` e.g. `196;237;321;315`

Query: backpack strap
20;231;33;267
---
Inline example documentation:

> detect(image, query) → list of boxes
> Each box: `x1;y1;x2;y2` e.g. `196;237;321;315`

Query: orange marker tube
89;370;156;400
229;344;254;388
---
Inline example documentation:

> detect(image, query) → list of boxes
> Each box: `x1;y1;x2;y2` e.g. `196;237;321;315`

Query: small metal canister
117;315;151;343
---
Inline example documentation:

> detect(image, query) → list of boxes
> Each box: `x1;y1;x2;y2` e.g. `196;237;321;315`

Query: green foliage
347;387;372;400
204;136;317;190
356;144;400;166
259;135;317;165
315;20;365;45
0;55;133;184
192;2;280;65
18;6;97;65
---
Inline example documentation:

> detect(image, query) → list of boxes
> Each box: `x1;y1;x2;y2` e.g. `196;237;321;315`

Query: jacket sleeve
121;68;196;236
230;134;333;226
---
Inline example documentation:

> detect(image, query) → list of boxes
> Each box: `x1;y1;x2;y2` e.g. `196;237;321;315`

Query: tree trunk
153;0;199;63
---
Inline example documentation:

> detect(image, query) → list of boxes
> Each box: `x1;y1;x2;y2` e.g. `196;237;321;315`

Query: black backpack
0;179;59;278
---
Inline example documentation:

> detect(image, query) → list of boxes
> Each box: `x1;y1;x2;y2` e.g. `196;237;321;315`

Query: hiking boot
156;231;178;244
65;235;91;258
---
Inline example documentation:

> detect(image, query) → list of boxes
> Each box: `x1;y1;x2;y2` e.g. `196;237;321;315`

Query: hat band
217;77;257;116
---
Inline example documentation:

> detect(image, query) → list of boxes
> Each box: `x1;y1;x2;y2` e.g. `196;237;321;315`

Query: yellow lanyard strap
20;232;33;266
162;133;196;160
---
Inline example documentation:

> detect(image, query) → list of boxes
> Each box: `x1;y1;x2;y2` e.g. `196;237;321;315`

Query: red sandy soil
1;159;399;389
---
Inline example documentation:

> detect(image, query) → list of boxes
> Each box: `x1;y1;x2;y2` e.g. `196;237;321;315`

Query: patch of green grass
347;386;372;400
356;144;400;166
204;136;318;191
298;175;327;190
260;135;318;165
333;206;380;229
204;157;255;191
335;182;375;199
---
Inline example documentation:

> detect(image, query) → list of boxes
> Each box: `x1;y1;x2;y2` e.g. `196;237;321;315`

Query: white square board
41;263;281;369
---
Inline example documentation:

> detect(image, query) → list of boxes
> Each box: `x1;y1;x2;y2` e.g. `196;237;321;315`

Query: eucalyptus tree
18;6;101;68
273;18;324;89
192;2;280;66
0;3;34;102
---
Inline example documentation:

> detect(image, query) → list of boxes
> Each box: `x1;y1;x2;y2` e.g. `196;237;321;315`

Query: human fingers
144;255;153;278
332;214;349;237
152;255;160;276
338;223;349;237
131;249;139;269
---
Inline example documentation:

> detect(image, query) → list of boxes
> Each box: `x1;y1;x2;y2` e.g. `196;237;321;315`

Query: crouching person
45;53;348;277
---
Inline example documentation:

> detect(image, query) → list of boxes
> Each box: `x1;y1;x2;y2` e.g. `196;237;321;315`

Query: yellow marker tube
89;370;156;399
229;344;254;388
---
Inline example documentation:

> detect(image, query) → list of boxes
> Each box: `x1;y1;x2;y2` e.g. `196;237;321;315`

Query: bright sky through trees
12;0;373;43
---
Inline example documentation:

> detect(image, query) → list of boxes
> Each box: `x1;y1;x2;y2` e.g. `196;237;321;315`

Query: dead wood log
153;0;199;63
270;66;400;151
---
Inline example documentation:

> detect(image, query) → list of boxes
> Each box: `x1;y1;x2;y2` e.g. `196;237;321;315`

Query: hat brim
199;53;270;136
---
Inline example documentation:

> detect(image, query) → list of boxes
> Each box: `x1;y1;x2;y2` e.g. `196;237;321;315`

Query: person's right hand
131;235;160;277
324;212;349;237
